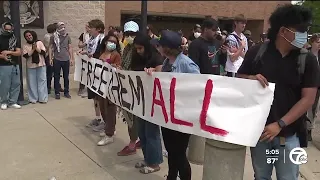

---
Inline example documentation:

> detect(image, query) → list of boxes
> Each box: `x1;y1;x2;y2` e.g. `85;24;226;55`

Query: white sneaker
1;104;8;110
97;136;114;146
99;131;116;137
9;104;21;109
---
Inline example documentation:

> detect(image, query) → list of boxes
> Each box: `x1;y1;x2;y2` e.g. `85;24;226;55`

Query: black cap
158;30;182;49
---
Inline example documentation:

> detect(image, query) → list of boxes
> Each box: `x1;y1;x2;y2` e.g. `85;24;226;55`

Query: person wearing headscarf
48;21;74;100
117;20;141;156
22;30;48;104
0;22;22;110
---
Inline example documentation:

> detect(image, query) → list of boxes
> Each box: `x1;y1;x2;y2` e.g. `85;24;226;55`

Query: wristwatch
277;119;286;129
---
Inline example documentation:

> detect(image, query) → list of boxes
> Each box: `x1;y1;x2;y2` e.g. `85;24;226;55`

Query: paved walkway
0;79;319;180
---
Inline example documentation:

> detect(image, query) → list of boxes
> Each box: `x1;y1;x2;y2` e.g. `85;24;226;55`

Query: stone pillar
202;140;246;180
187;135;206;165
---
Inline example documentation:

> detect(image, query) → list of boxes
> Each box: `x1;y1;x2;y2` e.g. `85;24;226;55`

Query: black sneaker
64;94;71;99
308;130;312;141
55;94;61;100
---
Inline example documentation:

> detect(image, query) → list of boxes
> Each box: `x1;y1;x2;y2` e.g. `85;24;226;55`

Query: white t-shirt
225;31;248;73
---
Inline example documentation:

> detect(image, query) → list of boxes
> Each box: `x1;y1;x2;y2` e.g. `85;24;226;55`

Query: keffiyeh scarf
87;33;104;55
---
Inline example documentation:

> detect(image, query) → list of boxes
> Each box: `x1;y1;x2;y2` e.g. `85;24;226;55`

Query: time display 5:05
266;149;280;155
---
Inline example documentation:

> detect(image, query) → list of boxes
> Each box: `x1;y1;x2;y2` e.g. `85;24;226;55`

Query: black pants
53;60;70;95
45;56;54;91
162;127;191;180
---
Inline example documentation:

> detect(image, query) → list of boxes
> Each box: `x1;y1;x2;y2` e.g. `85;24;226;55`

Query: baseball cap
124;21;139;33
158;30;182;49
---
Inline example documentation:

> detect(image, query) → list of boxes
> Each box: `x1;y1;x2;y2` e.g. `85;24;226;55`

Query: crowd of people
0;4;319;180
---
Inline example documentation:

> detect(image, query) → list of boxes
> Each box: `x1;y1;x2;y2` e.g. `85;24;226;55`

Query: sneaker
99;130;116;137
86;119;101;128
1;104;8;110
9;104;21;109
162;150;168;158
97;136;114;146
117;146;137;156
92;122;105;132
80;90;88;98
55;94;60;100
64;94;71;99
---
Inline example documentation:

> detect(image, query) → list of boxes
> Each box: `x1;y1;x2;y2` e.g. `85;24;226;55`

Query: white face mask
194;32;201;38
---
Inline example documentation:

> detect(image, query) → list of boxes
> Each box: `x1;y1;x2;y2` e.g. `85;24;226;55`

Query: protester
188;17;227;75
22;30;48;104
258;32;268;44
145;30;200;180
77;23;91;97
96;33;121;146
237;4;319;180
306;33;320;141
147;24;158;39
131;32;163;174
80;19;105;129
118;20;141;156
243;30;255;49
188;24;201;44
225;14;248;77
49;22;74;99
43;23;60;94
115;26;125;53
0;22;22;110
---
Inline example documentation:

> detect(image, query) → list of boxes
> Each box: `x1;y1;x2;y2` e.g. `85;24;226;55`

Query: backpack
253;41;309;147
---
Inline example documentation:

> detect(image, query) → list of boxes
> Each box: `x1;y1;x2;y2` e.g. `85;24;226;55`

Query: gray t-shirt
50;35;71;61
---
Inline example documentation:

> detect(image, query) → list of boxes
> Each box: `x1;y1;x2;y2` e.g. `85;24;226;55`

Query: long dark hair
100;34;121;55
131;32;161;70
23;30;39;44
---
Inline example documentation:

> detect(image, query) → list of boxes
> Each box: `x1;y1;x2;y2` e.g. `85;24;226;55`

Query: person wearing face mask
96;34;121;146
118;20;142;156
188;24;202;45
0;22;22;110
22;30;48;104
188;18;227;75
237;5;320;180
48;22;74;100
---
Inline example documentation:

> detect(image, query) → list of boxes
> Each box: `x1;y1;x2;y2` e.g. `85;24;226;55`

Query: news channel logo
289;147;308;165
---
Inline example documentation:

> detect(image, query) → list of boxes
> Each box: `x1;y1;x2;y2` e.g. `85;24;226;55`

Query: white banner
74;54;275;147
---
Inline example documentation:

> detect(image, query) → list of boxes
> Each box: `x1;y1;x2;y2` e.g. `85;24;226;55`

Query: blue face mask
284;28;308;49
106;42;116;51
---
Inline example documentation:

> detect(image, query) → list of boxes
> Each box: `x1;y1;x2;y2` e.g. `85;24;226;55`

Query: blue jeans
251;135;300;180
0;65;21;104
136;116;163;165
53;60;70;95
27;66;48;103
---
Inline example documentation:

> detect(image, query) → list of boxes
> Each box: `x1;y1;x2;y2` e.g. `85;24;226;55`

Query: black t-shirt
131;50;163;71
0;35;19;66
188;37;223;75
237;42;320;137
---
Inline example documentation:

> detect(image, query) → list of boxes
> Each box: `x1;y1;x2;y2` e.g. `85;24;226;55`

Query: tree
300;0;320;33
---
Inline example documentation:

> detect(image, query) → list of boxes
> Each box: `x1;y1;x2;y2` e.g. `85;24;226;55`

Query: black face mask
2;30;13;37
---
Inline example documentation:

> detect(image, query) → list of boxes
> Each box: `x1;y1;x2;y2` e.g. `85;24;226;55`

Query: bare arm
78;40;85;48
229;45;245;62
68;44;74;62
48;43;53;62
11;48;21;56
155;65;162;72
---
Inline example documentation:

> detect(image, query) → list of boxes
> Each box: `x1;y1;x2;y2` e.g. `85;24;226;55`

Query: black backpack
253;42;309;147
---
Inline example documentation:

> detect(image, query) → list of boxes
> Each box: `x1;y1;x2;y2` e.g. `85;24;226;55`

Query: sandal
139;166;160;174
135;161;146;168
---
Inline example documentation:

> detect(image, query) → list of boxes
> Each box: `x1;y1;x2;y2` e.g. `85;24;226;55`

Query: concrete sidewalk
1;81;319;180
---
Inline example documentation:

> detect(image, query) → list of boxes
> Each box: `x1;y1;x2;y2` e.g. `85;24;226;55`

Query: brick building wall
105;1;290;35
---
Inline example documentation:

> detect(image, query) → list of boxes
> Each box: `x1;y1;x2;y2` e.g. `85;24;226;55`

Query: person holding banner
118;21;141;156
80;19;105;129
237;5;319;180
96;34;122;146
130;33;164;174
145;30;200;180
